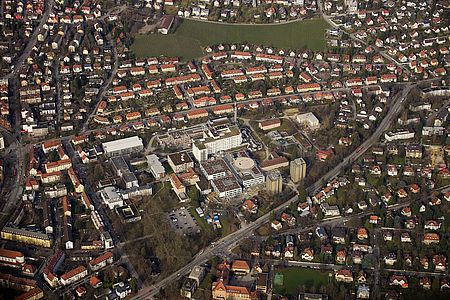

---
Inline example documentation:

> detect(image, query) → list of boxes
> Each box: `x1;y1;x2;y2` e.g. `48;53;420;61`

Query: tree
298;184;307;202
130;277;138;292
93;164;105;181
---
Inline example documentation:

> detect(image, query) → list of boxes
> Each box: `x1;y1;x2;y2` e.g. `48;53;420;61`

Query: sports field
131;18;329;60
273;267;331;295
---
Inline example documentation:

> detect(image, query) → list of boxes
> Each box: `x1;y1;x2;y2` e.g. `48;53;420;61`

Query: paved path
179;15;321;26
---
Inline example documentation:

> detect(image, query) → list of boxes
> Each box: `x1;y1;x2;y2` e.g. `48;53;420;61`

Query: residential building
89;252;113;271
0;227;52;248
180;278;197;299
384;130;415;142
60;266;88;286
290;158;307;183
0;249;25;268
266;171;283;194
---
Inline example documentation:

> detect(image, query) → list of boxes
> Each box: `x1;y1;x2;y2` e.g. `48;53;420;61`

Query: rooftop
102;136;143;154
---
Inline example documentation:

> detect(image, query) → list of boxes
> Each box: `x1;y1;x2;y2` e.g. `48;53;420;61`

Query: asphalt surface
1;0;55;80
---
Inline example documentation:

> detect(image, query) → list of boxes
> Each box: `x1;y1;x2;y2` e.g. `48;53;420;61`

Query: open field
131;18;329;59
273;267;331;295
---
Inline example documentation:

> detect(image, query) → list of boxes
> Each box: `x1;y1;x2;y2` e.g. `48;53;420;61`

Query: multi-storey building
290;158;307;183
192;119;242;162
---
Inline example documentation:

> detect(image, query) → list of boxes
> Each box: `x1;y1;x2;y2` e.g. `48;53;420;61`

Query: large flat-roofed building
102;136;144;157
99;186;123;209
296;112;320;129
225;151;265;188
158;125;205;150
200;158;230;180
110;156;139;189
192;119;242;161
290;157;307;183
384;130;415;142
188;266;205;286
146;154;165;179
211;175;242;198
110;156;130;177
168;151;194;173
0;226;52;248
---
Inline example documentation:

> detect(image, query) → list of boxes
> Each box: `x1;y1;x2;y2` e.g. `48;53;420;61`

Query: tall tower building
290;158;306;183
266;171;282;195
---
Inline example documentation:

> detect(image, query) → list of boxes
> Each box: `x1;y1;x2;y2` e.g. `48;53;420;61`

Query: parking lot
167;207;200;234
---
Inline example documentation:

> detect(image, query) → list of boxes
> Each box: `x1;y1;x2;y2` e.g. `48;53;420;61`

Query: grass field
273;267;331;295
131;18;329;60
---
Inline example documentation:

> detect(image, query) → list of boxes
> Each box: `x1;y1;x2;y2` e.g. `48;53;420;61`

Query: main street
81;34;119;132
1;0;55;81
131;82;415;299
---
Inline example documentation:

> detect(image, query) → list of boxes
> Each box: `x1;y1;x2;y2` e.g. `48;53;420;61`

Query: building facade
290;157;307;183
266;171;283;194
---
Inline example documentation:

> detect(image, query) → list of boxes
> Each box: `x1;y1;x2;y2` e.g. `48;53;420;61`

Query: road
1;0;55;80
0;128;29;228
0;0;55;227
268;259;347;271
63;139;143;289
179;15;321;26
81;33;119;132
131;83;414;299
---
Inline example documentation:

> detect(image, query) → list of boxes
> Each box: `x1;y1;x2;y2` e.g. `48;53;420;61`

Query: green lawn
131;18;329;60
273;267;331;295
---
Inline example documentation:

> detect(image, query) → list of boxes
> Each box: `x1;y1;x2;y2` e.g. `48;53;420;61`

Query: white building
102;136;144;157
296;112;320;129
345;0;358;12
146;154;165;179
422;126;444;136
101;231;114;249
320;203;341;217
200;158;229;180
0;133;4;150
192;123;242;161
225;151;265;188
384;130;415;142
100;187;123;209
211;175;242;198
